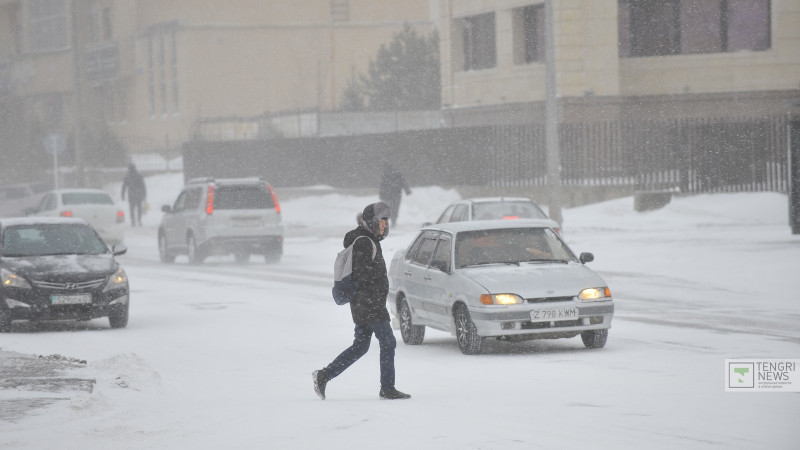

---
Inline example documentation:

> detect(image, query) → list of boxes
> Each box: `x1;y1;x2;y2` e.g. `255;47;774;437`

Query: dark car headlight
103;268;128;292
1;267;31;289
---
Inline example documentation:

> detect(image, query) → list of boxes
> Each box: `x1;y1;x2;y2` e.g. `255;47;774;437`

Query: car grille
31;278;105;291
526;296;574;303
520;319;582;329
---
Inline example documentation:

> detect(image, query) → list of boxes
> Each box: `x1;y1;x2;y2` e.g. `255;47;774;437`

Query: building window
102;7;112;41
619;0;770;58
88;0;99;43
171;28;179;114
513;4;545;64
462;12;496;71
159;31;167;116
27;0;68;52
147;34;155;116
331;0;349;22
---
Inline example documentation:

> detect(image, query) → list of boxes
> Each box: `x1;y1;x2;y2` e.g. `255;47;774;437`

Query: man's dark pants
324;321;396;389
129;201;143;226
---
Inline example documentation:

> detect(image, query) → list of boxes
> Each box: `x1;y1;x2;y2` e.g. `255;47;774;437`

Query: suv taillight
117;210;125;223
60;210;73;217
267;184;280;214
206;185;215;215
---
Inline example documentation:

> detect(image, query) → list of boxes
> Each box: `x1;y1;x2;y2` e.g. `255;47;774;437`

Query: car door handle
424;276;432;281
404;271;412;277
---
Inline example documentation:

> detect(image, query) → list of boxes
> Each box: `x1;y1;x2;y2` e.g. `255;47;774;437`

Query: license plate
232;219;260;227
530;307;579;322
51;294;92;305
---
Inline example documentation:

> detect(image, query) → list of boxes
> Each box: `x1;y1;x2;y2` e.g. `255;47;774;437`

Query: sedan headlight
480;293;524;305
1;267;31;289
103;267;128;291
579;287;611;301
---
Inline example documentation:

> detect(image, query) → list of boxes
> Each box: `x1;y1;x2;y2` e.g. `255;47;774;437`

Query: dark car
0;217;129;332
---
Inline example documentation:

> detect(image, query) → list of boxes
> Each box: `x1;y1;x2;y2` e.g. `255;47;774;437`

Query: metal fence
184;114;789;194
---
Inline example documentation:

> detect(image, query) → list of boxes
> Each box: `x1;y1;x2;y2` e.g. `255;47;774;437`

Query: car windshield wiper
461;261;520;268
520;258;569;264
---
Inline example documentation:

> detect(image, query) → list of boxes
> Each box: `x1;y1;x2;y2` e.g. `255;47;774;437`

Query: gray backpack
332;236;376;305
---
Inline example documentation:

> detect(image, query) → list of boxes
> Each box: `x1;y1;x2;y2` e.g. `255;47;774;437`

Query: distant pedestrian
121;164;147;227
379;162;411;227
313;202;411;401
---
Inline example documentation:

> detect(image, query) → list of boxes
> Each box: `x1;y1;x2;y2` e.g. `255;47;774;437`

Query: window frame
461;12;497;71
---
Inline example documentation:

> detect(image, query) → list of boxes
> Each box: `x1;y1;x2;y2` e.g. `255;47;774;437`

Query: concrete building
0;0;436;182
438;0;800;126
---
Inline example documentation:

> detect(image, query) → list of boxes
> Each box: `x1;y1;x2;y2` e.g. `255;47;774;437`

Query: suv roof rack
186;177;215;185
186;176;268;185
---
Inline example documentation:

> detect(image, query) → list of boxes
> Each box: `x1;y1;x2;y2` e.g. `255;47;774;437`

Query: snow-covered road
1;184;798;449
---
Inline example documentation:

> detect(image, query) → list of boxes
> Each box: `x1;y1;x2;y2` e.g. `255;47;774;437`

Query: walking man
313;202;411;400
121;164;147;226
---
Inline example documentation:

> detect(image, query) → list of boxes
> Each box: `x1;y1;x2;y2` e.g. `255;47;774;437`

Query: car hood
1;254;117;281
461;262;606;299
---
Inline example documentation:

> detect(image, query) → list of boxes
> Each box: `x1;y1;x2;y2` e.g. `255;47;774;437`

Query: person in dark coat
313;202;411;400
121;164;147;227
379;163;411;227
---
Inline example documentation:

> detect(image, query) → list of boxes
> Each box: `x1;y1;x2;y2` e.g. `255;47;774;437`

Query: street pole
53;140;59;190
544;0;563;226
70;0;85;187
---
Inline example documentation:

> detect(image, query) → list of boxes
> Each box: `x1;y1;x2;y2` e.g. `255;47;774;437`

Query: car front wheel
109;304;129;329
399;298;425;345
581;329;608;349
0;309;11;332
454;305;483;355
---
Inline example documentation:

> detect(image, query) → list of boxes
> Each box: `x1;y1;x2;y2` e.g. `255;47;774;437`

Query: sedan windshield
472;201;548;220
455;227;575;269
1;224;108;256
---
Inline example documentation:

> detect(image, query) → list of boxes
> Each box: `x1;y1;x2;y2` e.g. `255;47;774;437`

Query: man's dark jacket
344;226;389;325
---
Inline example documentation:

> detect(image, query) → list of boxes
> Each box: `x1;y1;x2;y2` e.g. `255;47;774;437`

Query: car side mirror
579;252;594;264
113;244;128;256
421;222;432;227
161;205;172;213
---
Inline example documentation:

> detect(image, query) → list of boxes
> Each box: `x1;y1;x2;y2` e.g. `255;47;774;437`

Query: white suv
158;177;284;264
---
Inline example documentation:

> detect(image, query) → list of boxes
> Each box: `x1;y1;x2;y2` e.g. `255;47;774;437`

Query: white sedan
387;219;613;354
29;189;126;247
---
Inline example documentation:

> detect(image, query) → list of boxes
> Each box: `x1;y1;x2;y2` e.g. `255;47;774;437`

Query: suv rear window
214;185;274;210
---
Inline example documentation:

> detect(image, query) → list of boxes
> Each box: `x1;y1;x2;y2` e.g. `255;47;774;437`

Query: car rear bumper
469;301;614;338
201;235;283;255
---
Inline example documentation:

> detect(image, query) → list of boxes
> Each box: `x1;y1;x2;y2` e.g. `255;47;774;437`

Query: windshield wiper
461;261;519;268
520;259;569;264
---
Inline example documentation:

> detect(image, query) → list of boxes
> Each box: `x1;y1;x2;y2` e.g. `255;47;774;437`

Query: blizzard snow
1;172;798;449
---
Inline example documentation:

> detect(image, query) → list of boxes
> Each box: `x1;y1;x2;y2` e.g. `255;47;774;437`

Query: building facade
0;0;436;184
438;0;799;125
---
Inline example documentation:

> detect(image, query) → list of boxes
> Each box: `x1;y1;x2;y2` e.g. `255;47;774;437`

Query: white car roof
0;216;90;227
422;218;557;234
